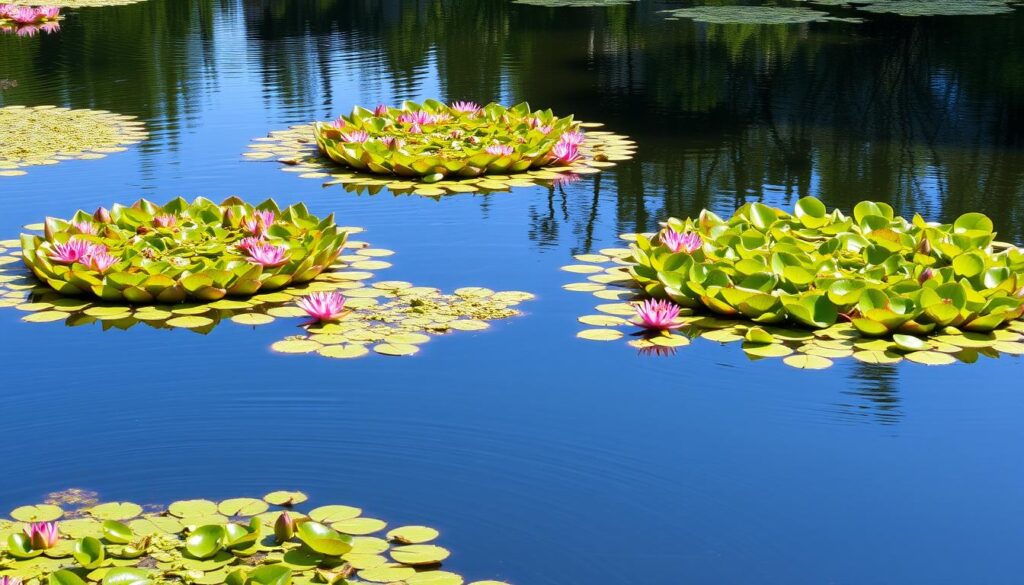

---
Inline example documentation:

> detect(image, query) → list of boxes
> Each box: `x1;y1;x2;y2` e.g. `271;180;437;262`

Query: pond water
2;1;1024;583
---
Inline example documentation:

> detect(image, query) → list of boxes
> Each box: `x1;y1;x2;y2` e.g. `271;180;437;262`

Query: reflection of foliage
7;0;146;5
660;6;854;25
0;491;504;585
513;0;635;6
0;106;146;177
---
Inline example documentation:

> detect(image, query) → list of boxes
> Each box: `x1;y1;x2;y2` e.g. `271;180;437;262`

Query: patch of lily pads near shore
512;0;635;7
563;197;1024;368
0;106;147;177
0;491;508;585
660;1;1020;24
1;197;532;358
244;100;634;197
799;0;1020;16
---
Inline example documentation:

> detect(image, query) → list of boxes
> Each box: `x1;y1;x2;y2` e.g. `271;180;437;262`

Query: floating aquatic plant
801;0;1019;16
512;0;636;6
659;6;856;25
0;4;60;35
0;492;511;585
244;104;634;197
2;226;532;358
20;197;349;304
0;106;147;177
562;198;1024;368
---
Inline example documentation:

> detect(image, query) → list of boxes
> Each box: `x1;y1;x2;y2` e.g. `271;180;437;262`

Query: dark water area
2;1;1024;583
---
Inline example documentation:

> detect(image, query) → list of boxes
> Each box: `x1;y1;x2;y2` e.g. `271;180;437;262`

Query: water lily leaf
296;522;352;556
744;326;776;344
851;350;903;365
904;351;957;366
73;537;105;569
246;566;293;585
101;568;152;585
185;525;226;559
330;517;387;535
102;520;133;544
405;570;465;585
359;564;418;582
89;503;142;521
742;343;793;358
387;526;439;544
11;504;64;522
782;355;833;370
218;499;269;517
577;328;624;341
49;570;89;585
169;500;219;519
391;544;450;566
892;334;928;352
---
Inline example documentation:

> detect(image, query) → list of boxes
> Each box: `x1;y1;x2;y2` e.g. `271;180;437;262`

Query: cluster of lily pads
0;4;60;36
0;492;508;584
562;198;1024;368
2;206;533;359
21;198;349;304
659;0;1020;24
799;0;1021;16
0;106;147;177
244;101;633;198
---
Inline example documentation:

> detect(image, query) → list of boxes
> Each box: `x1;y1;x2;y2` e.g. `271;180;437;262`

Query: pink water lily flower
153;214;176;228
380;136;405;150
636;299;681;330
24;521;59;550
246;243;289;267
0;576;24;585
297;291;347;322
71;221;96;235
559;130;586;146
407;123;423;134
242;210;275;236
486;144;514;156
328;118;345;130
918;267;934;284
236;236;263;252
660;227;702;254
550;141;580;165
48;239;93;264
373;104;389;116
451;101;481;115
397;111;435;126
340;130;369;143
536;125;553;135
79;248;118;274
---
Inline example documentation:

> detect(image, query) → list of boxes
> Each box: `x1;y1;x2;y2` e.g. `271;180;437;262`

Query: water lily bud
918;268;934;284
24;522;59;550
93;207;112;223
223;208;237;228
917;237;931;254
274;511;295;542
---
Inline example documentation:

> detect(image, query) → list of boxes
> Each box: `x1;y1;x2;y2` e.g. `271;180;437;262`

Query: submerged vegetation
244;101;633;197
563;198;1024;368
0;492;508;584
21;198;348;303
0;106;146;177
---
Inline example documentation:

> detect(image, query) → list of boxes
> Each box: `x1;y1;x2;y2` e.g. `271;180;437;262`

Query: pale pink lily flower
397;111;435;126
550;141;580;165
407;123;423;134
380;136;404;150
432;112;452;124
636;299;681;330
536;125;553;135
297;291;347;322
48;239;93;264
559;130;586;146
340;130;369;143
246;243;289;267
37;6;59;19
527;117;542;129
153;214;176;228
373;104;389;116
39;20;58;33
236;236;263;252
485;144;514;156
242;210;275;236
79;249;118;274
71;221;96;235
24;522;59;550
13;24;39;37
660;228;702;254
450;101;481;115
328;118;345;130
0;576;24;585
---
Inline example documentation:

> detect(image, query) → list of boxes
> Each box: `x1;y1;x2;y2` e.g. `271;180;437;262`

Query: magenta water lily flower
24;521;59;550
536;125;553;135
328;118;345;130
373;104;389;116
380;136;404;150
0;576;24;585
48;239;93;264
486;144;514;156
340;130;370;143
550;141;580;165
79;248;118;274
297;291;347;322
71;221;96;235
918;267;934;284
636;298;681;330
246;243;289;267
153;214;176;228
236;236;263;252
3;5;59;24
451;101;481;115
660;227;702;254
